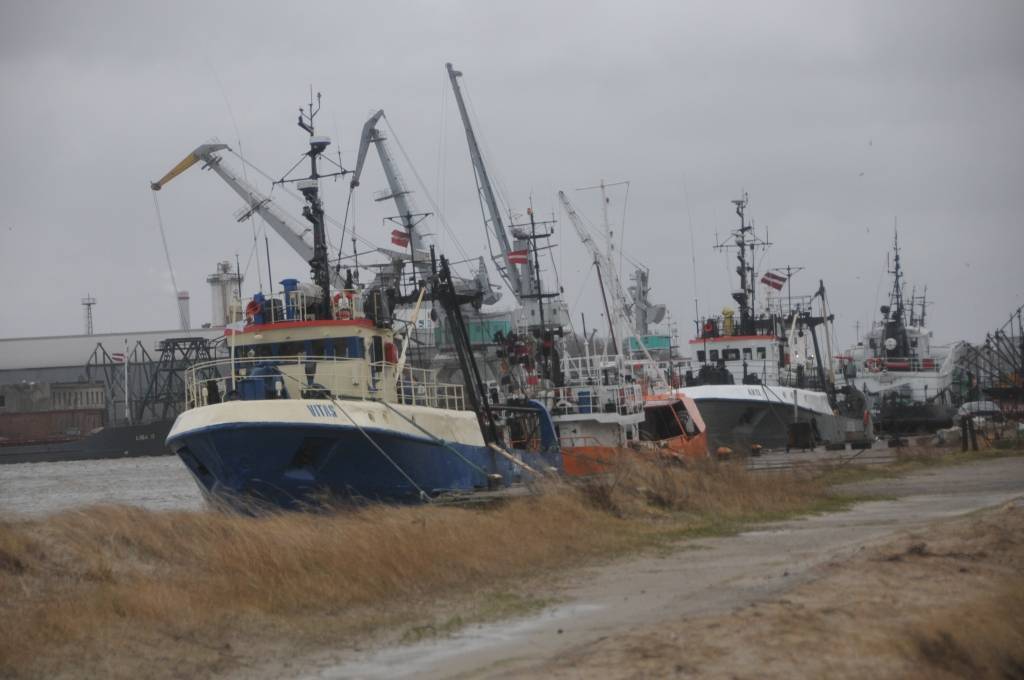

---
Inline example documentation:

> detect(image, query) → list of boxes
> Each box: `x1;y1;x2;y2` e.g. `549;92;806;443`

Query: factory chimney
176;291;191;331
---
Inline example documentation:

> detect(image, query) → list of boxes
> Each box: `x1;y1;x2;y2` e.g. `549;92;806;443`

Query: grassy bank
0;448;1018;678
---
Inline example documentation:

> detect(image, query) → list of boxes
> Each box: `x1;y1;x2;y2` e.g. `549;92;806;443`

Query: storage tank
206;262;242;327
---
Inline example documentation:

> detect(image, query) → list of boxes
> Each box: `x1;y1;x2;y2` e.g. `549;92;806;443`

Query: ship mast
882;225;910;357
713;193;769;335
275;90;349;319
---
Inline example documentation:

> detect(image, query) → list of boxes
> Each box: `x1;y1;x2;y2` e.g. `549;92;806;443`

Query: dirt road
281;456;1024;679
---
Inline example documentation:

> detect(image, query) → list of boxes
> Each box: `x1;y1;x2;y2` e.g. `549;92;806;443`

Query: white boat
677;194;872;452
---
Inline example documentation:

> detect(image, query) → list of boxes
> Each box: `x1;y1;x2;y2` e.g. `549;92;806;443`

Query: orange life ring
244;300;261;322
703;320;714;334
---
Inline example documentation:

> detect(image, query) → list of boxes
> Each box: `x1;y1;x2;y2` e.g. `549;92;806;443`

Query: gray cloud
0;0;1021;347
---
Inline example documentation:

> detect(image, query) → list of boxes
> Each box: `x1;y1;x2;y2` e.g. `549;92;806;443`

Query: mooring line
378;401;494;479
328;398;431;502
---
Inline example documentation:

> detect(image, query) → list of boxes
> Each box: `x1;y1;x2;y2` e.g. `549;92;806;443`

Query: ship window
757;347;767;360
0;395;5;407
723;349;740;361
742;348;752;360
709;350;719;362
674;403;699;436
697;350;706;363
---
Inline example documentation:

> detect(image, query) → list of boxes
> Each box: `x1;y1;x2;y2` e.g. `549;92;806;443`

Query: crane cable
381;116;472;267
227;150;383;254
150;190;189;334
335;185;355;263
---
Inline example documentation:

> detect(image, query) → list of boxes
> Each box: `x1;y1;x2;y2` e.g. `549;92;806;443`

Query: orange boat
637;392;708;461
559;387;709;476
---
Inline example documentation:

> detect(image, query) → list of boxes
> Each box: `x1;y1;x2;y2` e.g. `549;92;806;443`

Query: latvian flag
391;229;410;247
508;249;529;265
760;271;787;290
111;352;126;364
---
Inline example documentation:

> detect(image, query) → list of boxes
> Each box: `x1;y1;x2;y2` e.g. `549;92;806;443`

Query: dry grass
0;460;878;678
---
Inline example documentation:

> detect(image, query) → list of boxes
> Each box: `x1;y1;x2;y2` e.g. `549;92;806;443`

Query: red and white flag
391;229;410;247
760;271;787;290
111;352;126;364
508;249;529;265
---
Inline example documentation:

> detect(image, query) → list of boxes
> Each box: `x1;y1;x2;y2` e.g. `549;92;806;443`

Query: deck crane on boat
349;110;500;306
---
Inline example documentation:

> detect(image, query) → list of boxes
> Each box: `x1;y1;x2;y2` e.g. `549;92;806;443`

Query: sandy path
284;456;1024;679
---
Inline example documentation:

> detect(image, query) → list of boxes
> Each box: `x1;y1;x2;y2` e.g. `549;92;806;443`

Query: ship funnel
177;291;191;331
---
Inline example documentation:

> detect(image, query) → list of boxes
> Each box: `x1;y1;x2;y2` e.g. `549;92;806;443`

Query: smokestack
177;291;191;331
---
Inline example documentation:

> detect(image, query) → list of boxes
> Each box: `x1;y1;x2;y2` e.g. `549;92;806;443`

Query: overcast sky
1;0;1021;349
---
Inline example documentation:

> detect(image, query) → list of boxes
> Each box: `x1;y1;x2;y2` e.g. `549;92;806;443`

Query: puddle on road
316;603;604;679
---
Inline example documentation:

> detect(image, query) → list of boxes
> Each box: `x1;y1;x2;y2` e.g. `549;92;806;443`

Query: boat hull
166;400;560;508
0;419;175;465
679;386;871;452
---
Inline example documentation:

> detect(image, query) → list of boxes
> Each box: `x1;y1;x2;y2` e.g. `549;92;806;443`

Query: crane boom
150;143;344;288
351;110;427;255
559;191;655;363
351;110;501;306
446;62;525;298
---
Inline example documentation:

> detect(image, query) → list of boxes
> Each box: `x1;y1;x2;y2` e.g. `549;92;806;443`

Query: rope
150;191;189;334
382;116;472;267
335;186;354;262
328;397;431;502
378;401;492;478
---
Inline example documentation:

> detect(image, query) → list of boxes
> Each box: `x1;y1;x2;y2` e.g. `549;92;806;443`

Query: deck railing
184;355;465;411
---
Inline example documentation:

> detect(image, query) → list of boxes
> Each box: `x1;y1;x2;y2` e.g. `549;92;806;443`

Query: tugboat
678;194;873;452
153;93;561;507
842;229;959;433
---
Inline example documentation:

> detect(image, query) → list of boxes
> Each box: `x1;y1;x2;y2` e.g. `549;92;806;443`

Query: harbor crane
446;62;569;330
150;142;348;291
559;190;656;364
350;110;500;306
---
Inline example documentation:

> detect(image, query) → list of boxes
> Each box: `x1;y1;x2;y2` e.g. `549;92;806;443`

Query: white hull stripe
169;399;485;447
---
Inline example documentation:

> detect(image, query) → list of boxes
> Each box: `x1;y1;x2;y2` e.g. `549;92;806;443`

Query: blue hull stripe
167;420;558;507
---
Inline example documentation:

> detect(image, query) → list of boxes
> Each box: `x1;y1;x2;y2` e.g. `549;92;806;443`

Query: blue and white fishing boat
155;93;560;508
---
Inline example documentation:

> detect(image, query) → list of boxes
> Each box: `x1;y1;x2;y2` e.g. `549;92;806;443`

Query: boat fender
384;342;398;364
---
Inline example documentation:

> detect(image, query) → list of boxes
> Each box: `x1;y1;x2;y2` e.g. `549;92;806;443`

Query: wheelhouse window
697;350;707;363
742;348;752;360
709;350;720;362
723;349;740;361
756;347;767;360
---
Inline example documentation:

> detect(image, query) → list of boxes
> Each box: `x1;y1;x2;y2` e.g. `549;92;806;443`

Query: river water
0;456;205;517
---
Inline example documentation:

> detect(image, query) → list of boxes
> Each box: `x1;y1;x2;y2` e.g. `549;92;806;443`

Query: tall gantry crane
446;62;568;331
